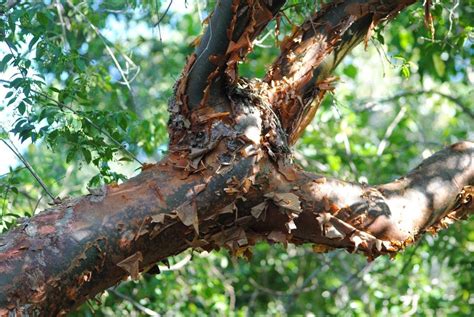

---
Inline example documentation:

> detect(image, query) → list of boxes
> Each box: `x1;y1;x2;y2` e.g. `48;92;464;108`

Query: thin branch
108;289;160;316
3;31;144;167
335;262;374;312
32;87;144;166
55;0;69;49
66;0;138;111
0;79;144;166
0;139;55;201
157;253;191;271
0;78;143;165
377;106;407;156
0;167;25;179
445;0;459;38
1;173;14;219
330;262;373;296
399;237;423;275
31;195;44;216
153;0;173;27
284;253;337;311
357;90;474;119
208;264;236;311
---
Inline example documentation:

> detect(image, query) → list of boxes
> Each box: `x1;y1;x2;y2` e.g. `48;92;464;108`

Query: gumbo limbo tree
0;0;473;315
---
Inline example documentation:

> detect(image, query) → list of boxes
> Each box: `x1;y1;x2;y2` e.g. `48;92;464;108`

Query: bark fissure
0;0;472;315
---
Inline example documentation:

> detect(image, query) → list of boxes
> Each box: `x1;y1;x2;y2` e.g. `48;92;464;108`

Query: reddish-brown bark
264;0;417;143
0;0;473;315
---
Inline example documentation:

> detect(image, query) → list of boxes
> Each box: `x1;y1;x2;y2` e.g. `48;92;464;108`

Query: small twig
399;238;423;275
340;120;358;176
329;96;358;175
108;289;160;316
284;253;336;311
249;278;289;296
246;290;259;317
445;0;459;39
66;0;138;110
249;271;322;298
377;106;407;156
1;139;56;201
31;195;44;215
370;38;389;77
1;45;143;166
254;29;274;48
356;90;474;120
1;172;14;218
330;261;373;296
0;167;25;179
153;0;173;27
85;299;96;314
209;264;236;311
158;253;192;271
55;0;69;48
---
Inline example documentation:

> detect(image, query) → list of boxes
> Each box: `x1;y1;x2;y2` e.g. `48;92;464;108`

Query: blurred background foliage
0;0;473;315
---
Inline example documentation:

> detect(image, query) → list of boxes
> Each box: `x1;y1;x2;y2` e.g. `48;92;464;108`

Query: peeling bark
0;0;473;315
267;142;474;259
265;0;416;143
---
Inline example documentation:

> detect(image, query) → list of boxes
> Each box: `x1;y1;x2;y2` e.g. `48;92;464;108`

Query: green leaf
401;64;410;78
82;148;92;164
36;12;49;26
0;54;14;71
9;77;23;88
28;35;41;52
66;149;76;163
5;91;14;99
343;64;358;79
432;54;445;77
7;96;17;106
17;101;26;114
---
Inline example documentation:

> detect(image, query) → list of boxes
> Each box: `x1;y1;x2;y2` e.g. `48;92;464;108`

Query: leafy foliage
1;0;472;315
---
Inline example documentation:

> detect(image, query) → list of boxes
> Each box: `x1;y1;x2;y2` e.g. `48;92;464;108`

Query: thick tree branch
264;0;417;144
1;140;472;314
177;0;285;112
168;0;286;148
1;1;472;315
268;141;474;259
0;152;257;314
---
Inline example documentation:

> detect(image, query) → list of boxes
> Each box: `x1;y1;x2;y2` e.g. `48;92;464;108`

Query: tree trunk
0;0;473;315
